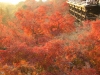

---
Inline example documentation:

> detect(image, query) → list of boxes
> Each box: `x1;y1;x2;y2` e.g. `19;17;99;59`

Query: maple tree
84;20;100;74
0;0;100;75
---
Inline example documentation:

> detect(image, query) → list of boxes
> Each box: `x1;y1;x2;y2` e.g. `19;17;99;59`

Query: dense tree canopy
0;0;100;75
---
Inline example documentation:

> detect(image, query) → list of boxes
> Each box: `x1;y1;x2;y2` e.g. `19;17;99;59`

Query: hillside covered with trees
0;0;100;75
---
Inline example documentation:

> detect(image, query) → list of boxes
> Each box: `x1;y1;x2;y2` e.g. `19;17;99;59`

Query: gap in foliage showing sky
0;0;26;5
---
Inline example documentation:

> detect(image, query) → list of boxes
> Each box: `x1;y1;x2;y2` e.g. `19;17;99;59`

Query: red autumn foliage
82;20;100;74
0;0;100;75
90;20;100;40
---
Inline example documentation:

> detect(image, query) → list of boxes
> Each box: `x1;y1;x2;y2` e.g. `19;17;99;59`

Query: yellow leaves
0;16;2;23
19;60;28;66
